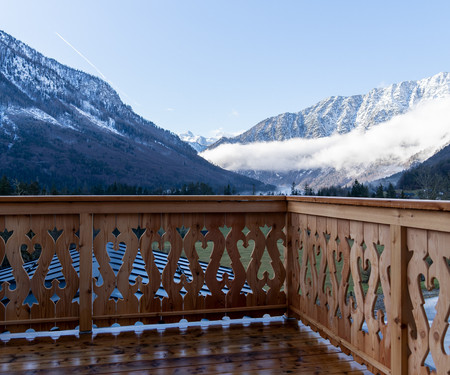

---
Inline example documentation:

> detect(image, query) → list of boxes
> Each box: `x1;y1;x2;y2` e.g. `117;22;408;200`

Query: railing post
284;210;292;318
79;213;93;333
390;224;408;375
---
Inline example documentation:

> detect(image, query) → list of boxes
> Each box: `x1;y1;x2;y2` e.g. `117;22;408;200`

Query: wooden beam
284;212;293;318
390;225;408;375
0;200;287;215
288;201;450;232
286;196;450;212
79;213;93;333
0;316;79;326
0;195;287;203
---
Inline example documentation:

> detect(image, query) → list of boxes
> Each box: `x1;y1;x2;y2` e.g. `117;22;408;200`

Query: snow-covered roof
0;243;251;306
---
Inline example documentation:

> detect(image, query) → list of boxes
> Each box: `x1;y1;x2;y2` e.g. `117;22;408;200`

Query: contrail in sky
55;32;139;106
55;32;107;81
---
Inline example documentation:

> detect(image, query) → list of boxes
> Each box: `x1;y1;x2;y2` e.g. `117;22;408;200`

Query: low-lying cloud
201;98;450;173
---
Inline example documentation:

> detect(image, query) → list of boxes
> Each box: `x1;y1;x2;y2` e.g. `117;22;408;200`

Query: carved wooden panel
244;213;286;316
160;213;184;322
0;214;79;333
92;214;119;327
182;214;206;321
407;228;449;375
0;215;4;332
139;213;163;324
0;209;286;330
289;213;392;373
203;213;227;317
264;213;286;307
223;213;248;318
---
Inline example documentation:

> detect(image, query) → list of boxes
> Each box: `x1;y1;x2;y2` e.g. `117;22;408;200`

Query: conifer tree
350;180;369;197
375;184;384;198
0;175;12;195
386;183;396;198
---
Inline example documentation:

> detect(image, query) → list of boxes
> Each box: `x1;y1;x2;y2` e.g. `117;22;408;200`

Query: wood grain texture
289;215;394;375
92;214;117;327
0;214;80;333
223;213;247;318
138;213;163;324
115;214;141;327
161;213;184;322
203;213;227;318
0;197;287;216
245;213;286;316
1;196;448;375
286;195;450;212
0;216;4;333
3;216;32;333
1;194;448;212
79;213;92;332
0;320;372;375
288;201;450;232
407;228;450;375
427;231;450;375
390;225;408;375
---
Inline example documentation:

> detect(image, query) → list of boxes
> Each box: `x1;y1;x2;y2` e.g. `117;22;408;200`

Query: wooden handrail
0;195;287;203
0;194;448;207
0;196;287;215
286;195;450;211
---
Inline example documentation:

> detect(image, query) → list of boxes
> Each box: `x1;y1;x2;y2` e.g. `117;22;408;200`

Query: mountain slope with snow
178;131;218;152
0;30;268;192
209;72;450;148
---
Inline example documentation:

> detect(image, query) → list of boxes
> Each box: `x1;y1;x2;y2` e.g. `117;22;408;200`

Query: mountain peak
206;72;450;148
202;72;450;190
178;131;219;153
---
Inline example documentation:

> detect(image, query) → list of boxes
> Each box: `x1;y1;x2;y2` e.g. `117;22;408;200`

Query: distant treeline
291;177;449;200
291;180;400;198
0;175;237;196
1;174;448;199
396;162;449;200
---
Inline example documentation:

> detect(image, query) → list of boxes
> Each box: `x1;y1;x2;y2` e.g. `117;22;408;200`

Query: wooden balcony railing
0;196;448;375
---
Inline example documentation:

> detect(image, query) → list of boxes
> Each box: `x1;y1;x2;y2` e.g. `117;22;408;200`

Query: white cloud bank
201;98;450;173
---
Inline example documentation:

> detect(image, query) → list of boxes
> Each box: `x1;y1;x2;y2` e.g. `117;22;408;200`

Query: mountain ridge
178;131;218;153
208;72;450;149
203;72;450;190
0;30;269;192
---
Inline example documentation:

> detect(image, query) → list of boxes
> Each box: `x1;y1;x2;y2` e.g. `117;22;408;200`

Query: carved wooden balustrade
0;196;288;332
0;196;449;375
287;197;449;375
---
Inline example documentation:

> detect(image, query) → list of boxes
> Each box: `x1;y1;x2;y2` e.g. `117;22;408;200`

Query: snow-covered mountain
209;72;450;148
0;30;267;192
178;131;218;152
203;73;450;189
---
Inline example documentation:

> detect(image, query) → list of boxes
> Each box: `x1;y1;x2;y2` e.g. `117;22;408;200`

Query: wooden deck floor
0;319;373;374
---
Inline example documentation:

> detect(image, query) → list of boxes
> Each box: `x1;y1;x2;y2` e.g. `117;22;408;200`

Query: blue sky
1;0;449;136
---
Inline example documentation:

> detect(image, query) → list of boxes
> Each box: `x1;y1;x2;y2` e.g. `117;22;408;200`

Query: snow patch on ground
4;107;76;130
72;105;120;135
25;108;61;126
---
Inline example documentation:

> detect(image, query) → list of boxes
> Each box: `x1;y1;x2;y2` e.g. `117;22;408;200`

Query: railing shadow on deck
0;195;448;375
